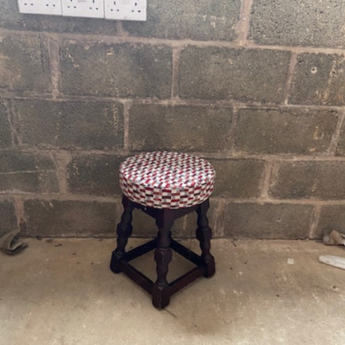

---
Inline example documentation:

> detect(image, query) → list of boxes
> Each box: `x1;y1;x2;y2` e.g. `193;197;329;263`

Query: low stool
110;151;216;309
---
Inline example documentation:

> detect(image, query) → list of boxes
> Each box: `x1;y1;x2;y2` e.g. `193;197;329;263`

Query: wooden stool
110;151;216;309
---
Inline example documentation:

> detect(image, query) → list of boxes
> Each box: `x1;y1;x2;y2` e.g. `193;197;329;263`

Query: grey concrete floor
1;238;345;345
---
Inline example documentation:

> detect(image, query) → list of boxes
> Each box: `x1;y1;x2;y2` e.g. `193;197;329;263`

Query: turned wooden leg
152;210;174;309
196;199;216;278
110;195;134;274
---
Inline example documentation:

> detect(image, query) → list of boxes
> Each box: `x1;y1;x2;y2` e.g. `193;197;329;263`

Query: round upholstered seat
119;151;215;209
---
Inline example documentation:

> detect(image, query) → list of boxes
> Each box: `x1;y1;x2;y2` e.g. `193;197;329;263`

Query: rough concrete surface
269;161;345;200
14;100;124;150
289;53;345;106
0;102;12;148
24;200;118;237
222;203;313;239
235;108;339;155
0;151;59;194
0;35;51;92
249;0;345;48
209;159;265;198
1;239;345;345
123;0;241;41
1;0;345;239
128;105;232;152
0;199;17;237
179;47;290;103
317;205;345;239
67;154;123;197
335;120;345;156
60;42;172;98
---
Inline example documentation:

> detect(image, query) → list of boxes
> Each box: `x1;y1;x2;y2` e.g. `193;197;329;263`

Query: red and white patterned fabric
119;151;215;209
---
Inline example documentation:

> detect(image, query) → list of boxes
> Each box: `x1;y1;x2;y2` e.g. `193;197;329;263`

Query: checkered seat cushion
119;151;216;209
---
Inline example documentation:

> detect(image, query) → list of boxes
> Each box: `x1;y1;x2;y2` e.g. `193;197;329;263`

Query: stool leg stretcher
110;195;216;309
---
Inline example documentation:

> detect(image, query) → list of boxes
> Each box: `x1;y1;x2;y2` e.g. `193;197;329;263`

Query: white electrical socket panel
18;0;147;20
105;0;147;21
61;0;104;18
18;0;62;15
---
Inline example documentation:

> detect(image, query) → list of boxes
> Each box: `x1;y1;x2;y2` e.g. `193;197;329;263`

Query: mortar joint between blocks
228;103;239;154
13;196;25;233
122;101;132;151
171;47;181;99
260;159;275;199
283;52;298;105
235;0;253;45
48;37;62;99
326;109;345;156
51;151;72;194
308;205;322;239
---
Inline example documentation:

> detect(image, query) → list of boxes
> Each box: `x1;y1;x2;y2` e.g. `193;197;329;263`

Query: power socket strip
18;0;147;20
61;0;104;18
105;0;146;21
18;0;62;15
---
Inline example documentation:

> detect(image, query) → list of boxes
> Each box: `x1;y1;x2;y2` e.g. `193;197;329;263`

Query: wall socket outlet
105;0;146;21
61;0;104;18
18;0;147;20
18;0;62;15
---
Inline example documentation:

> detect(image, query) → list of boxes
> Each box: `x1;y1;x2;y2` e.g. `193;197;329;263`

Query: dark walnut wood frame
110;195;216;309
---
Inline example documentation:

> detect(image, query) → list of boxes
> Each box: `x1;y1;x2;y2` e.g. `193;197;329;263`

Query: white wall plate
105;0;146;21
61;0;104;18
18;0;62;15
18;0;147;20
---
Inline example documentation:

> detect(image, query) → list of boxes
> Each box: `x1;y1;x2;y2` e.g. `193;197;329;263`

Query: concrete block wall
1;0;345;239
